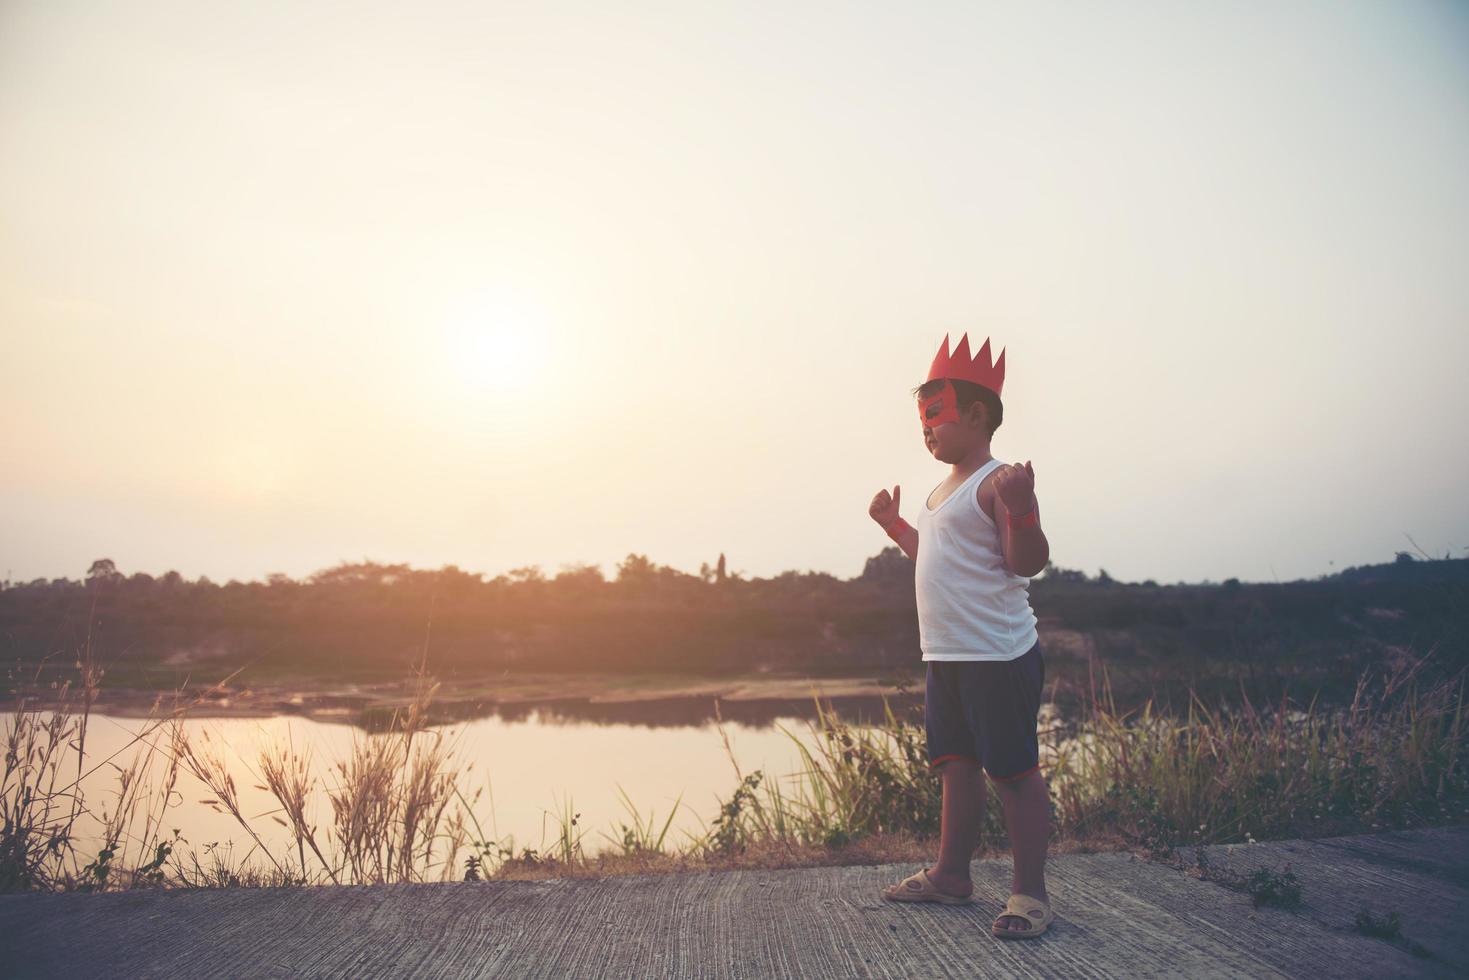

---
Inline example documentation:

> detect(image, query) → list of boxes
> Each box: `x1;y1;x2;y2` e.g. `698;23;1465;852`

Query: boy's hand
993;461;1037;515
869;485;902;529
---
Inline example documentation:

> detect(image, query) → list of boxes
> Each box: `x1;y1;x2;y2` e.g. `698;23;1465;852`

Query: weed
1354;907;1433;959
1245;866;1302;909
1192;849;1302;909
76;843;115;893
131;831;180;888
463;854;483;881
1354;908;1402;940
709;772;764;855
545;795;586;867
601;786;682;857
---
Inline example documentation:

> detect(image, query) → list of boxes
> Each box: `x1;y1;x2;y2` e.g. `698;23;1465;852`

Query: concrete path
3;827;1465;978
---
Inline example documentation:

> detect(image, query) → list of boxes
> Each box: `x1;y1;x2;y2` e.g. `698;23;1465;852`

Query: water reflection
74;707;851;867
406;693;924;730
177;689;926;733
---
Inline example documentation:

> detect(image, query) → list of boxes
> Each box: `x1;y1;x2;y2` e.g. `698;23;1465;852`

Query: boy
868;333;1054;939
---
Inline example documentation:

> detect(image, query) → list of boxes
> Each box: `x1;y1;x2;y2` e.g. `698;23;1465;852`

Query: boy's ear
967;401;988;430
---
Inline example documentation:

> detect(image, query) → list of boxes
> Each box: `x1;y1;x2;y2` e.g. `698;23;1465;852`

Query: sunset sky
2;0;1466;587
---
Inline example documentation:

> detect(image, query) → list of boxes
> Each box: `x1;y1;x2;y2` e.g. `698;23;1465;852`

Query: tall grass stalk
258;736;337;884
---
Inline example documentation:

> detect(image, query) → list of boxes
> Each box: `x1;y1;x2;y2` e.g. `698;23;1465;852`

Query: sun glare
442;292;551;395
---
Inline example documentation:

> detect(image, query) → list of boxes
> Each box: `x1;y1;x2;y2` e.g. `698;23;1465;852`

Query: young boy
869;333;1054;939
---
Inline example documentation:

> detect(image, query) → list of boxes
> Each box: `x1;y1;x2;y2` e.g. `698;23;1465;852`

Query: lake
69;702;894;875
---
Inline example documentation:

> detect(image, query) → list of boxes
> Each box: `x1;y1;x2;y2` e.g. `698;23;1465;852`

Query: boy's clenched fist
869;484;901;529
992;461;1037;515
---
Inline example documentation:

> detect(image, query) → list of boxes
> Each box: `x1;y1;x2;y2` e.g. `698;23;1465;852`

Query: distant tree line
2;553;1465;694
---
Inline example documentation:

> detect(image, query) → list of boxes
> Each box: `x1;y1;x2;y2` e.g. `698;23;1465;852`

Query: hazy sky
3;0;1467;586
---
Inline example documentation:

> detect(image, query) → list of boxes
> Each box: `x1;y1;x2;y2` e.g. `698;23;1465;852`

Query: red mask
919;381;960;429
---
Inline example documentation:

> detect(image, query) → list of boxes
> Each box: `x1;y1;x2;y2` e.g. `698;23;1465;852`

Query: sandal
992;893;1054;939
881;869;973;906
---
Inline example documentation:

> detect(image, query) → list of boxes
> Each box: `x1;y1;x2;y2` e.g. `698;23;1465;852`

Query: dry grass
1;624;226;891
5;643;1466;891
1049;660;1467;853
170;667;475;887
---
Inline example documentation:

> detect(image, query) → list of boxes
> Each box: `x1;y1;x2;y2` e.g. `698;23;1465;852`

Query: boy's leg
911;661;984;897
927;757;986;895
991;769;1050;931
968;645;1049;932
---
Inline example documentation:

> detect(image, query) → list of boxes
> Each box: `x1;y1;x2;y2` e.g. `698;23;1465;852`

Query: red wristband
884;517;913;542
1006;507;1039;530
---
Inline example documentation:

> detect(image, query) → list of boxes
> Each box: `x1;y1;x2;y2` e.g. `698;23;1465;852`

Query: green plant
602;786;682;857
463;854;483;881
1354;908;1401;940
1193;853;1302;910
1246;866;1302;909
76;843;116;893
546;795;586;867
709;772;764;855
131;831;182;888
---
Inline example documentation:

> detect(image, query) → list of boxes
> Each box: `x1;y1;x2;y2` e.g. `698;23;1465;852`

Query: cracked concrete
2;827;1464;978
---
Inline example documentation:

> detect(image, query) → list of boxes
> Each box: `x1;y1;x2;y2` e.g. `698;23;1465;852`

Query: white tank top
914;458;1039;661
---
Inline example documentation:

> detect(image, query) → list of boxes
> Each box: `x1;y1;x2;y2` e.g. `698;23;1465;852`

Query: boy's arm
869;485;918;560
991;461;1049;577
885;520;919;561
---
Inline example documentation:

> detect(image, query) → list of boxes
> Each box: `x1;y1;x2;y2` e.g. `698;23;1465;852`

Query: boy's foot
992;891;1053;938
881;867;973;905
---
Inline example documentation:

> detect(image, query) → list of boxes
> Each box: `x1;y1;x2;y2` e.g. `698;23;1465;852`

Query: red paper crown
926;333;1005;397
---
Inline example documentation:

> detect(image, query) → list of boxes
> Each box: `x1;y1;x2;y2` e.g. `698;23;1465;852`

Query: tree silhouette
86;558;121;585
0;553;1460;698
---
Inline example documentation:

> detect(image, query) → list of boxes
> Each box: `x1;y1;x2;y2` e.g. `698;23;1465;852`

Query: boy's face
918;381;961;430
920;383;985;462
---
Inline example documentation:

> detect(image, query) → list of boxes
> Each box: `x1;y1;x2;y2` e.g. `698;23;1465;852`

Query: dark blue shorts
924;642;1045;781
